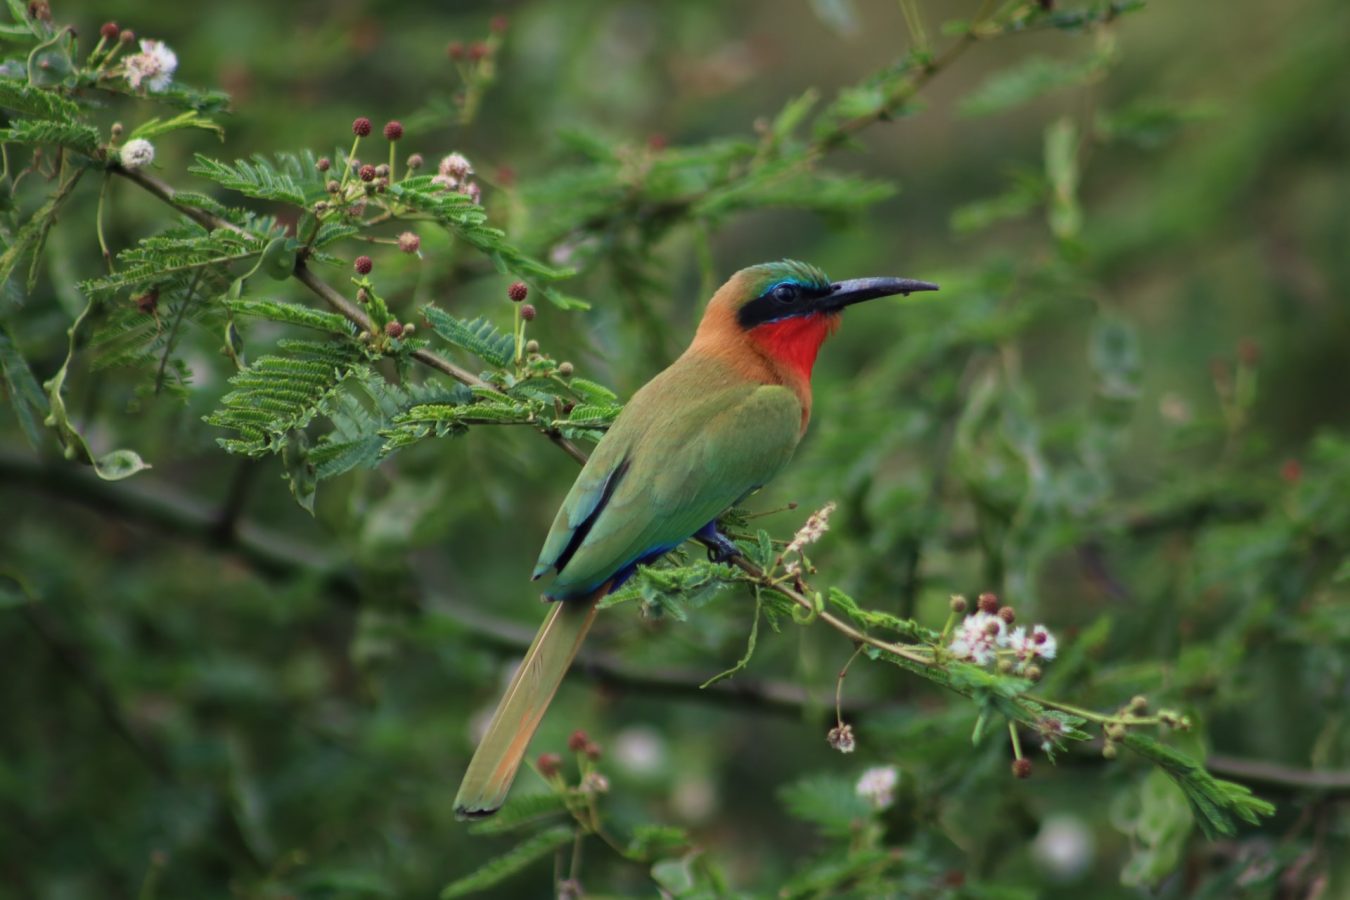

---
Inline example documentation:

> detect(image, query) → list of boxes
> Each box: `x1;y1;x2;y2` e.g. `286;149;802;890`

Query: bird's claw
696;522;742;563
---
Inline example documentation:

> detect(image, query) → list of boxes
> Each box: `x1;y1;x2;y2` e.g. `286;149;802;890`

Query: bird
454;260;938;818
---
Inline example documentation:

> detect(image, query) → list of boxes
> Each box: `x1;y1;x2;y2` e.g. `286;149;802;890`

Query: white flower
124;39;177;92
1008;624;1057;671
437;152;475;182
855;765;899;810
948;611;1007;666
1033;814;1095;880
118;138;155;169
785;501;836;556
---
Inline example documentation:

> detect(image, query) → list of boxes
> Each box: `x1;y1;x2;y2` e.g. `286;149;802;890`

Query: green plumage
536;352;803;598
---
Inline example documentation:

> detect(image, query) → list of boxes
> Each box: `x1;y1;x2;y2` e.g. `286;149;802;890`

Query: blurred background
2;0;1348;896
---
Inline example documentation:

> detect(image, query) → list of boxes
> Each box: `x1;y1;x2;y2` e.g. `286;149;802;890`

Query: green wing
535;360;802;598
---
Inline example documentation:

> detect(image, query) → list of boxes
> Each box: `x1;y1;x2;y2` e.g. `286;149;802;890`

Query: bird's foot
696;521;741;563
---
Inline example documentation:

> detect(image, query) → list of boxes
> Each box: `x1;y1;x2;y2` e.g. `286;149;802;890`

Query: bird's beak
821;276;940;311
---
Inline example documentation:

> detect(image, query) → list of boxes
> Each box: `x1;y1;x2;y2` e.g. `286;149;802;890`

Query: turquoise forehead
743;259;832;295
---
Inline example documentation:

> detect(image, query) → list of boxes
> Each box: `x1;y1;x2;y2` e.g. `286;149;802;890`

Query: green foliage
206;338;365;454
188;152;319;207
0;77;79;119
1122;733;1277;839
227;297;354;334
778;773;874;838
0;324;44;446
422;305;515;367
465;792;569;837
438;826;573;898
0;0;1343;896
0;118;99;153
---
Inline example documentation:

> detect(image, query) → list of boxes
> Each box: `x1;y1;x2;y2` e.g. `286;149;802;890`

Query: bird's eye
771;283;798;304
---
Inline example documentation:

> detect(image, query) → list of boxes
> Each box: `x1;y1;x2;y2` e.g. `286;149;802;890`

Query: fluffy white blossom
1033;814;1095;880
785;501;836;556
438;152;473;179
1008;624;1058;671
124;39;177;92
855;765;899;810
118;138;155;169
948;611;1008;666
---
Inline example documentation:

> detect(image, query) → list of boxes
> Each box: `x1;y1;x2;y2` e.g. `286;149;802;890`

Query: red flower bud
537;752;562;777
567;729;589;752
385;321;404;339
352;117;373;137
100;21;119;40
508;281;528;302
520;303;536;322
383;120;403;141
359;164;376;182
354;256;373;275
1012;758;1032;779
978;592;999;615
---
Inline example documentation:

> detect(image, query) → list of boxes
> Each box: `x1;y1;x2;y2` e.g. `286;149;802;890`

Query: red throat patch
747;313;840;381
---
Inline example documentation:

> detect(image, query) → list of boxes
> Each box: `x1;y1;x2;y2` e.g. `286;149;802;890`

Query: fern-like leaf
0;79;80;120
421;305;514;367
206;338;364;455
228;298;354;334
0;119;99;153
1122;733;1276;838
188;153;312;206
310;373;470;478
439;826;572;899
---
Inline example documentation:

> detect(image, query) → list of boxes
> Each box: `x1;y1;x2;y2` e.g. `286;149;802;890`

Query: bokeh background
2;0;1348;896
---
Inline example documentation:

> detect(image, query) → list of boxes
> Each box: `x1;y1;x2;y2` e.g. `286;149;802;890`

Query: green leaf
421;306;514;367
1121;733;1276;838
467;792;568;836
950;169;1045;234
1044;116;1081;240
0;118;99;153
439;826;572;898
129;110;224;142
206;338;365;456
188;154;310;206
228;298;353;334
566;377;618;404
778;773;873;838
0;323;47;447
42;297;152;480
959;54;1107;117
0;78;79;120
626;824;690;859
0;168;84;293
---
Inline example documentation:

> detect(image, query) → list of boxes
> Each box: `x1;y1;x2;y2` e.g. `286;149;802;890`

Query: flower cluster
855;765;899;811
946;594;1057;674
123;39;177;92
948;610;1007;666
432;152;481;203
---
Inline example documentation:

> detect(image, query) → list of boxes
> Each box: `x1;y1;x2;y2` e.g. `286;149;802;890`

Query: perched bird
454;260;938;818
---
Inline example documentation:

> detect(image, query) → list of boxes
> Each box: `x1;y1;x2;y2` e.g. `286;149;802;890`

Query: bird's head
697;260;939;380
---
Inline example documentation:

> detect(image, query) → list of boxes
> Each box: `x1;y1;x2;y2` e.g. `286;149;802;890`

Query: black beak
822;276;940;311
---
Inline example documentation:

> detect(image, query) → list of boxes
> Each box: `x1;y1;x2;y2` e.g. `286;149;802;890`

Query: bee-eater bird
454;260;938;818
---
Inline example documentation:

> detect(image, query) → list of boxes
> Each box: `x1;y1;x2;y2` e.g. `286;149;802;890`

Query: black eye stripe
737;281;833;328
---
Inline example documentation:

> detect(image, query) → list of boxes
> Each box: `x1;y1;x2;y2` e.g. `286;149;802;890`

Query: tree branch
0;447;856;720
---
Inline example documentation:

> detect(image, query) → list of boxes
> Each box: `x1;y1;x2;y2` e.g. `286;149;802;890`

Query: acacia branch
0;448;855;720
109;163;590;467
